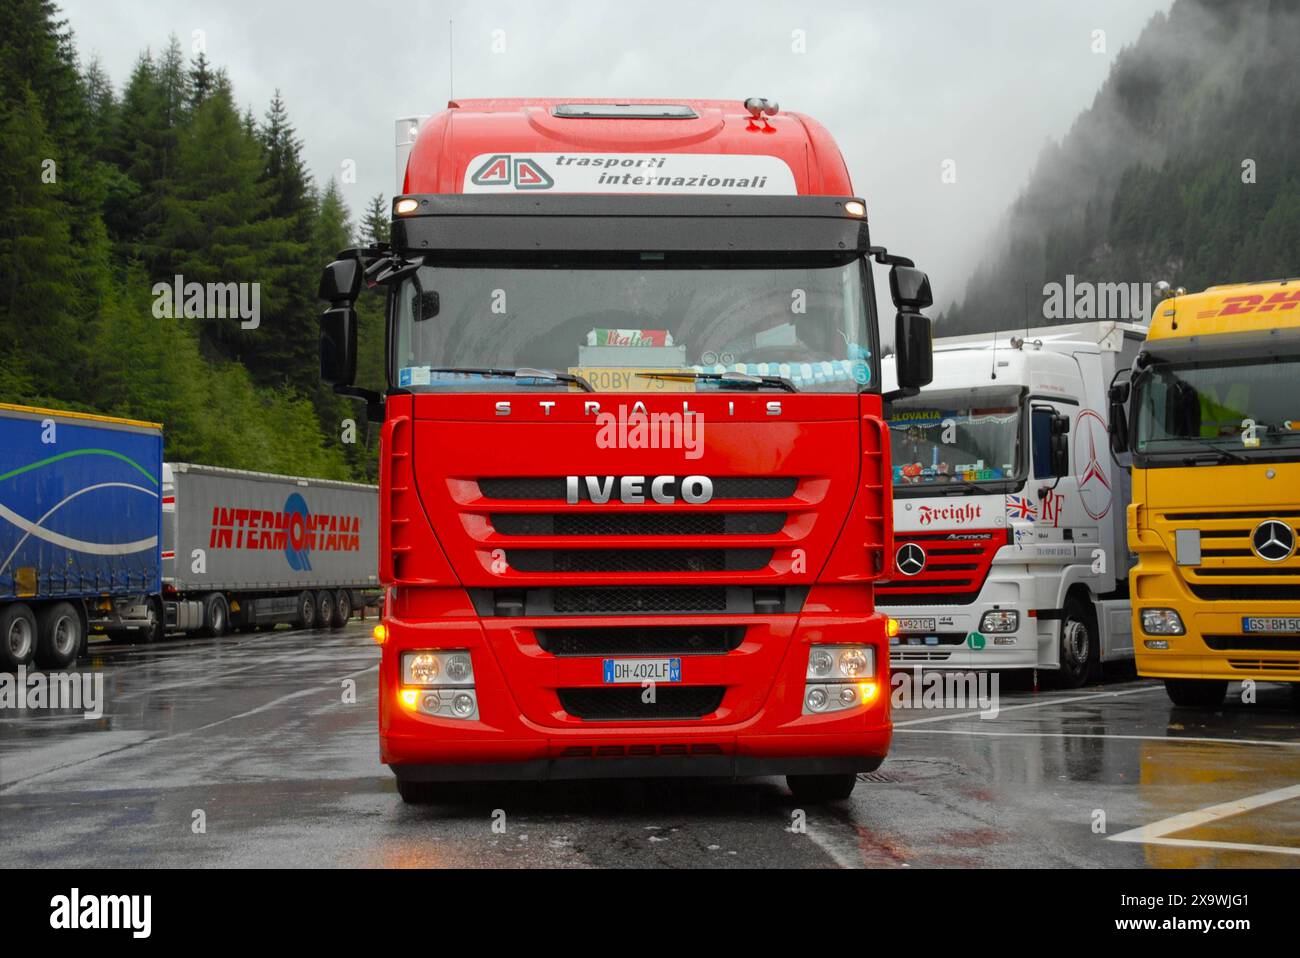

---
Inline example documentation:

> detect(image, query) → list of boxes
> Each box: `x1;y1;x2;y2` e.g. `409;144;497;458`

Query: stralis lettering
917;503;983;526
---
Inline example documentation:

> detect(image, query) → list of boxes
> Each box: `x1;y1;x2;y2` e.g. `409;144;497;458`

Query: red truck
317;98;934;803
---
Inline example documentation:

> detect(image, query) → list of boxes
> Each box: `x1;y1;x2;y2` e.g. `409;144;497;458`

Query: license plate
602;658;682;684
896;617;937;632
1242;617;1300;634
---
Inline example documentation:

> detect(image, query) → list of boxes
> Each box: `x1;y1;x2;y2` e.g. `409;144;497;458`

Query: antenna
1024;281;1031;341
990;324;998;380
448;19;454;101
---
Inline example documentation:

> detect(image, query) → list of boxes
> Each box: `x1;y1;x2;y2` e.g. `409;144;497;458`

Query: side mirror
1108;381;1130;456
319;258;362;304
1050;414;1070;478
320;306;357;387
890;265;934;312
894;311;933;390
1032;406;1070;479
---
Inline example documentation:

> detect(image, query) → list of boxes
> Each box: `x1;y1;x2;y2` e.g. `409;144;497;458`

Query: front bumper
378;592;892;781
1134;601;1300;683
883;601;1037;670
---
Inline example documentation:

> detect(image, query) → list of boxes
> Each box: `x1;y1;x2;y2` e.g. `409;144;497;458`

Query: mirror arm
333;384;384;424
883;386;920;408
868;246;916;268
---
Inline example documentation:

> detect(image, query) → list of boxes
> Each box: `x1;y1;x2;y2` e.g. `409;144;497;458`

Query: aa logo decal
469;154;555;190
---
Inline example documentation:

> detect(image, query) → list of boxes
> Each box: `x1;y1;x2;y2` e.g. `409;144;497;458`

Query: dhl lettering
1198;290;1300;319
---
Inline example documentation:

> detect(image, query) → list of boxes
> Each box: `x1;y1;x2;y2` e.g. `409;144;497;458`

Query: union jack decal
1007;495;1037;521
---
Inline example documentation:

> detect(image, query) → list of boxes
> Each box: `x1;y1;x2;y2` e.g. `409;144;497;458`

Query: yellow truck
1109;279;1300;707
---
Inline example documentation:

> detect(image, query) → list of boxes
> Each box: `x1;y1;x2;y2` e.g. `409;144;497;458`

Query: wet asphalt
1;621;1298;868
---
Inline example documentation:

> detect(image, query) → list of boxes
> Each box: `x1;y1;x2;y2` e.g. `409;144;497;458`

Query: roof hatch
551;103;699;120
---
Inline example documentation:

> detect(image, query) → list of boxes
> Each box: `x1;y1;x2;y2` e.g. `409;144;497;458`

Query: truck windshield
390;253;876;393
1133;354;1300;460
887;400;1022;491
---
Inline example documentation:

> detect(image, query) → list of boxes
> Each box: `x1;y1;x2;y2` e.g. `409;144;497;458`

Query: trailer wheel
786;773;858;803
142;596;165;644
294;591;316;630
0;604;38;670
1053;597;1097;689
330;589;352;629
314;591;334;630
1164;679;1228;709
201;593;229;638
35;602;82;669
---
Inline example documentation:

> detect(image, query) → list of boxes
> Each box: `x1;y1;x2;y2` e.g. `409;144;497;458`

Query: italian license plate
1242;617;1300;634
602;658;682;684
897;617;937;633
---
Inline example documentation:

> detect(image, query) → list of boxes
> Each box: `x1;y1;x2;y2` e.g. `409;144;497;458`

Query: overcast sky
59;0;1171;310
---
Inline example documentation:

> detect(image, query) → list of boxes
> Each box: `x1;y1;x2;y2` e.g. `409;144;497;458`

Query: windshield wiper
421;367;595;392
636;370;798;393
1160;438;1251;465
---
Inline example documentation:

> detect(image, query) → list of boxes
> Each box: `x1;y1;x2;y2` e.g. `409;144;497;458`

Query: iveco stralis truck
1110;279;1300;707
317;98;935;803
880;322;1146;686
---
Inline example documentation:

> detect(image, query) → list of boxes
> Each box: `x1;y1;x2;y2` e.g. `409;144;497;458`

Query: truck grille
491;512;785;537
506;548;771;573
1228;658;1300;673
479;476;797;500
554;587;728;614
558;686;726;721
1204;635;1300;652
877;530;1006;605
536;626;744;656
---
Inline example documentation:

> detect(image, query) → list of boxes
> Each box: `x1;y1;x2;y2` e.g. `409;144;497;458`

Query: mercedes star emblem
1252;520;1296;562
896;542;927;576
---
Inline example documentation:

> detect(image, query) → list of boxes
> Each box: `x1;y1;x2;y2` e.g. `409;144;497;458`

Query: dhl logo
1197;290;1300;319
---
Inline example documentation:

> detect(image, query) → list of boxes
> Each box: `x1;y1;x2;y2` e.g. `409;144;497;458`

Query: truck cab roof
401;97;854;196
1145;279;1300;353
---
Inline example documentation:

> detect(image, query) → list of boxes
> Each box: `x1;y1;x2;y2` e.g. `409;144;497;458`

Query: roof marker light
394;198;420;215
844;200;866;218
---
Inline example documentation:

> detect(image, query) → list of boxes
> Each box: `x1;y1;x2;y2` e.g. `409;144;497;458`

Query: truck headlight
1140;609;1185;636
979;610;1020;634
803;645;878;714
806;645;875;680
401;650;475;687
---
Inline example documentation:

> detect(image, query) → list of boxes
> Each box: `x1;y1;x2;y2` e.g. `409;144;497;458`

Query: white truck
880;322;1146;686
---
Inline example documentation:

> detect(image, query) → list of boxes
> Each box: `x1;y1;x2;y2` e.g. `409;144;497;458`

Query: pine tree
360;192;390;246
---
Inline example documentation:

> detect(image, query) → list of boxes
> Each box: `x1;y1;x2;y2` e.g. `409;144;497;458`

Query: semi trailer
880;322;1146;686
1109;279;1300;707
318;97;935;803
0;403;379;670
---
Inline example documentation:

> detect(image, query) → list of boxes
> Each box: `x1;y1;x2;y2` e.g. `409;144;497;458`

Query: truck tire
202;593;229;638
294;591;316;630
315;591;333;630
786;773;859;803
143;596;165;644
330;589;352;629
0;604;38;670
395;775;440;805
35;602;82;669
1164;679;1228;709
1054;597;1097;689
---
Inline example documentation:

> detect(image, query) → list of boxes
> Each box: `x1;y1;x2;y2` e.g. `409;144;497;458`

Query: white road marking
892;683;1164;726
1107;782;1300;858
895;727;1300;748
